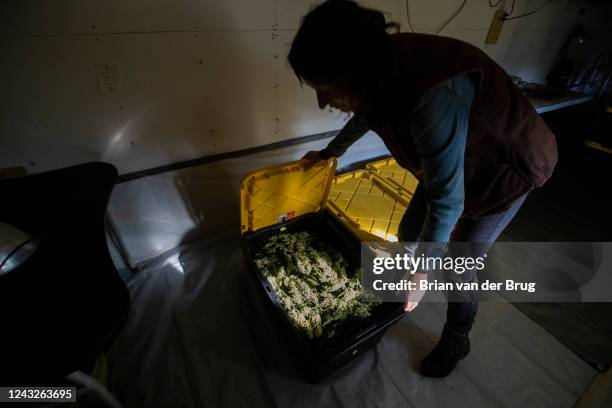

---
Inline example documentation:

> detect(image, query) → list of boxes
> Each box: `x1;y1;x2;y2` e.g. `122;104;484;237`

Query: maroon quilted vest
366;33;557;217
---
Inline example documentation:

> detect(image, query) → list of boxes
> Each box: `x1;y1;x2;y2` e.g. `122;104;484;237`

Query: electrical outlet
485;10;506;45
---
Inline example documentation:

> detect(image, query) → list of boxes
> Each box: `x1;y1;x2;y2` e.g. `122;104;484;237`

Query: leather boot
421;326;470;378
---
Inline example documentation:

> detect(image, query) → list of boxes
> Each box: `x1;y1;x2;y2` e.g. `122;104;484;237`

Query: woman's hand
404;272;428;312
302;150;326;169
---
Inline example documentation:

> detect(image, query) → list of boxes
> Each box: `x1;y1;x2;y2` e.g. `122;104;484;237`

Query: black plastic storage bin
242;210;405;382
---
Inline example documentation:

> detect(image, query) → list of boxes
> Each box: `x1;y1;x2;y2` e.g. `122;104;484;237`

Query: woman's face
304;80;358;113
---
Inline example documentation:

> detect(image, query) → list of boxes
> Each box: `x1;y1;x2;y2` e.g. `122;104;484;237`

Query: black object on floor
0;162;131;384
242;211;405;382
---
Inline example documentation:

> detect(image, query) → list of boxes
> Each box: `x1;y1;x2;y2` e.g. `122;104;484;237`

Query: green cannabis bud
255;231;374;339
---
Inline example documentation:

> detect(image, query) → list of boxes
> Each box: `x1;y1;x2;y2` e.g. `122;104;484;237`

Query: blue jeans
398;185;528;336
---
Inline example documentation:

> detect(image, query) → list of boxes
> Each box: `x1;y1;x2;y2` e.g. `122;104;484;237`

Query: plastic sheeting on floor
108;231;597;408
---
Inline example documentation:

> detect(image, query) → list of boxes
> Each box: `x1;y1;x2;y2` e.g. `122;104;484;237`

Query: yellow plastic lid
240;158;337;235
326;169;409;242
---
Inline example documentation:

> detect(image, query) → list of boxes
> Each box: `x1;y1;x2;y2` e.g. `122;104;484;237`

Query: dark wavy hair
288;0;399;104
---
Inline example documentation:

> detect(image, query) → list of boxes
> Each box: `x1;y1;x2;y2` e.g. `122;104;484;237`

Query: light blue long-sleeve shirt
320;73;476;242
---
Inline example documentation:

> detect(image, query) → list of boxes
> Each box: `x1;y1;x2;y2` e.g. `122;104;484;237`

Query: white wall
1;0;611;175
